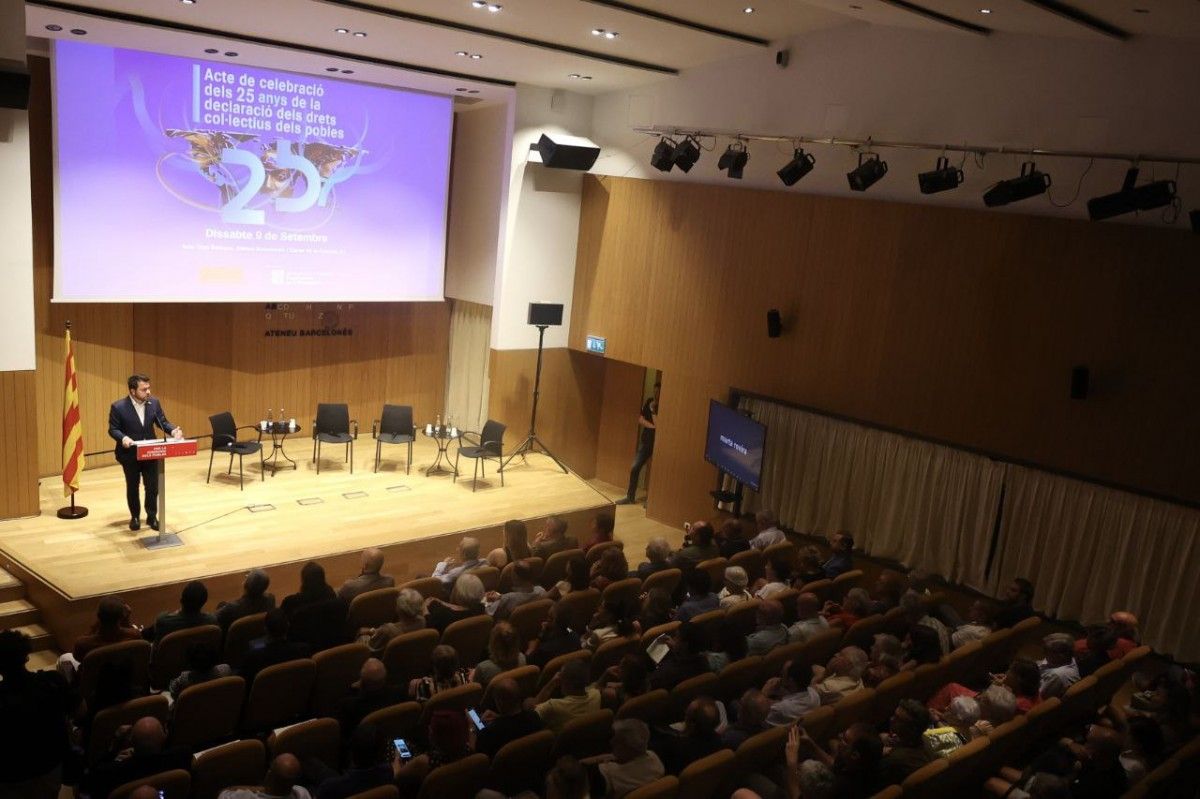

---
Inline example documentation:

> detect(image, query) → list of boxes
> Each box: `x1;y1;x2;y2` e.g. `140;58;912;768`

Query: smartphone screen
467;708;485;731
393;738;412;760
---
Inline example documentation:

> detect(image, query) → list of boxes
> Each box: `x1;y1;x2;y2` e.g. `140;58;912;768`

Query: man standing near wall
616;383;659;505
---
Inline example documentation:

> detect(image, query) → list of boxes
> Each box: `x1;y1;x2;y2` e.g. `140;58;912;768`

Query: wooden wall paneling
594;359;647;487
0;371;40;518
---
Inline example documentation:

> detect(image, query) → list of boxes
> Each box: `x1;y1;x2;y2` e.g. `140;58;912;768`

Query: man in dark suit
108;374;182;531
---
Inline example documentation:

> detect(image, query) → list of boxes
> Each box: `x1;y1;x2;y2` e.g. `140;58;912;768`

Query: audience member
167;641;233;699
718;566;753;608
1118;712;1167;786
745;599;789;656
899;590;950;657
590;545;630;591
949;599;996;649
313;722;392;799
595;652;650;710
503;518;532;562
823;587;872;629
581;512;616;554
147;579;218;643
749;509;786;550
722;689;772;749
754;555;793;600
901;625;944;670
475;677;544;758
71;595;142;661
546;756;590;799
1062;725;1129;799
337;547;394;601
635;537;673;580
766;659;821;726
649;623;709;690
0;630;75;799
532;515;578;559
671;521;720;568
654;697;724;774
486;559;546;620
870;633;903;665
339;658;406;734
866;571;908;615
526;603;582;668
533;659;602;733
789;592;831;643
216;753;309;799
994;577;1036;629
486;547;509;570
473;621;525;687
430;536;485;587
81;716;191;799
974;685;1019;735
216;569;276;631
1038;633;1081;698
878;699;934;785
425;573;485;632
813;646;868;704
1076;611;1140;663
923;695;979;756
795;546;827;586
704;618;749;672
591;718;665;798
584;599;637;651
393;709;473;795
363;587;426;653
675;569;719;623
280;561;336;617
1075;625;1118;678
240;609;310;684
821;532;855;578
787;722;884;799
716;517;751;560
636;587;674;631
546;555;591;602
409;645;470;701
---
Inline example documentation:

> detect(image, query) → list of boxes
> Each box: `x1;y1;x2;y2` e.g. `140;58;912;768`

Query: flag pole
57;319;88;520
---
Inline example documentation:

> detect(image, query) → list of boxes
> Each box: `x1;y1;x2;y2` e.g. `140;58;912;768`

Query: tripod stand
500;324;569;474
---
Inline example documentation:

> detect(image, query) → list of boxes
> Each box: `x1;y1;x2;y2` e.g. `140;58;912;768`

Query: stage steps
0;566;22;602
0;566;58;656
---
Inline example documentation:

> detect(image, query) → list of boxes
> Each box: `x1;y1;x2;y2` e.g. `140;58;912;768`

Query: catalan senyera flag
62;328;85;496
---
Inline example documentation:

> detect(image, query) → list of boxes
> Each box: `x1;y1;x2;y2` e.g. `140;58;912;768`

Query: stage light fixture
1086;167;1177;221
983;161;1051;207
777;148;815;186
918;156;964;194
717;142;749;179
846;152;887;192
651;137;678;172
671;136;701;173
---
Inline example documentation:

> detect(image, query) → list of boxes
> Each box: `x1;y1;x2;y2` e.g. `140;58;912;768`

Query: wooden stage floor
0;438;611;605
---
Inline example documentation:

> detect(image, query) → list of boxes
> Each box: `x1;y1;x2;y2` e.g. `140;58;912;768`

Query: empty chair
586;539;624;565
268;717;341;767
509;598;554;645
440;614;494;666
677;749;735;799
87;694;169;765
311;642;371;717
488;730;555;796
625;776;679;799
223;612;267;670
418;683;483;730
348;587;400;630
1091;658;1127;705
695;557;728;590
382;628;439;689
908;663;944;703
668;672;719;721
540;548;584;589
191;738;266;799
207;411;264;489
312;402;356;474
79;639;152;707
557;587;602;632
481;665;540;710
109;768;191;799
361;701;422;742
399;577;444;601
602;577;643;608
728;549;765;583
416;752;489;799
454;419;506;491
151;624;222;689
243;659;317;732
1060;675;1100;728
538;649;592;689
941;640;984;687
169;676;245;749
641;567;681;597
373;404;415;473
616;689;669;724
466;565;500;592
551;708;614;759
978;628;1015;671
716;656;764;704
591;636;641;681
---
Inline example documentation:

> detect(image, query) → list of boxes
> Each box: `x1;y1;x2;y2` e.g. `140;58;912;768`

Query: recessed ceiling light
744;6;755;13
456;87;468;92
456;51;468;56
979;7;992;13
335;27;349;34
326;67;339;72
468;89;479;94
204;48;218;53
352;31;367;37
473;1;503;10
592;28;619;38
70;29;88;35
341;69;354;74
489;4;502;11
224;51;238;57
180;0;197;5
45;24;63;31
470;53;483;59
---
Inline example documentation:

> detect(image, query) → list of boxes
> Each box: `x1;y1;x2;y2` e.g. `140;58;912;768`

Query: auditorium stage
0;438;612;647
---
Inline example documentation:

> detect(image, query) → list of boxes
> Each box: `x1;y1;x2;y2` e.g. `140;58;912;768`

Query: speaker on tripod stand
500;303;570;474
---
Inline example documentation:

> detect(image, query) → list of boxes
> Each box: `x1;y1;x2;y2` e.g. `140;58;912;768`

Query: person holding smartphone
394;710;473;795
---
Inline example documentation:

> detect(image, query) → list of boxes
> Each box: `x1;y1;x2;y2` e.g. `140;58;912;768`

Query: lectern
135;438;198;550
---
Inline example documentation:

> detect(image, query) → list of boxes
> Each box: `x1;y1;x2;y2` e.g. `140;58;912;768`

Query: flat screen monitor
703;399;766;491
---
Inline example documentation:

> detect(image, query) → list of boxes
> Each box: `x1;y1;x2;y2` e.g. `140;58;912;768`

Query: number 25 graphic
218;139;322;225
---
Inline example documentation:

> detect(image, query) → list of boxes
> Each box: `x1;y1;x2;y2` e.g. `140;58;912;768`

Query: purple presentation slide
52;40;452;302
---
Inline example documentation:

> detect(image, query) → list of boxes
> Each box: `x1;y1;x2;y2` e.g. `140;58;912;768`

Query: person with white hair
1038;633;1080;698
812;646;868;704
749;509;786;550
796;759;836;799
635;537;673;580
923;695;980;756
591;718;665;798
363;588;426;652
425;573;486;633
974;684;1019;736
431;536;485;586
718;566;753;608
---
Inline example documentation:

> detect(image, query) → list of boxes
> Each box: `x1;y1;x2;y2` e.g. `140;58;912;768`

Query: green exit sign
585;335;606;355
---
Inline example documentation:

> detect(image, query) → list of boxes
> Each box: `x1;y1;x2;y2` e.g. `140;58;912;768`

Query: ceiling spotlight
777;148;815;186
568;73;593;80
1086;167;1177;221
489;3;503;10
341;70;354;74
470;53;483;59
651;137;678;172
224;51;238;57
456;51;469;56
70;28;88;35
744;6;755;12
979;8;992;13
353;31;367;37
983;161;1051;207
204;48;219;53
846;152;887;191
180;0;197;4
592;28;619;38
335;27;350;34
326;67;339;72
718;141;749;179
45;24;63;31
918;156;964;194
672;136;701;173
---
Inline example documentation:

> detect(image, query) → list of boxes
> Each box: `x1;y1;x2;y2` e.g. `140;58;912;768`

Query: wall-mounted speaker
766;309;782;338
534;134;600;171
527;302;564;327
1070;365;1089;400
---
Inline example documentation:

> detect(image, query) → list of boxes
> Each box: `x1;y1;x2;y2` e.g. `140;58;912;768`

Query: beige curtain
991;466;1200;662
741;399;1004;589
444;300;492;433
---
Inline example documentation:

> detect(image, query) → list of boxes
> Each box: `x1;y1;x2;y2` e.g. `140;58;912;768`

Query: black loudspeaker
527;302;564;327
1070;366;1089;400
0;59;31;110
766;309;782;338
535;134;600;171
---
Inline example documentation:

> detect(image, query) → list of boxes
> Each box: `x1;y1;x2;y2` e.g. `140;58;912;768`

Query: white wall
0;0;34;372
588;23;1200;227
492;85;594;350
444;101;513;306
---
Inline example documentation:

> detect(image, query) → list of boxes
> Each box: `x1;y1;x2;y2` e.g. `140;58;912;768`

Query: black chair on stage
454;419;506;492
372;404;416;474
312;403;357;475
207;412;264;490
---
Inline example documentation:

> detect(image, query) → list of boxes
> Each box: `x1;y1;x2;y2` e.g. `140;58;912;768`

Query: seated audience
1038;632;1081;698
974;685;1019;735
1063;725;1130;799
718;565;753;608
863;655;901;688
430;536;485;587
635;537;673;580
879;699;934;785
280;561;336;617
636;587;674;632
526;603;582;668
475;677;544;758
147;579;218;643
749;509;786;550
813;646;868;704
473;620;525;687
899;589;951;656
999;657;1043;713
425;573;485;633
1076;625;1119;678
787;722;884;799
409;644;470;701
994;577;1037;628
901;625;944;670
393;709;473;795
1117;711;1167;786
73;595;142;660
722;688;772;749
216;753;308;799
546;556;591;603
823;587;872;629
754;555;793;600
486;547;509;570
486;558;546;620
339;657;406;734
590;718;665;798
716;517;751;560
240;609;310;684
584;599;637;650
362;587;426;653
870;633;903;666
789;592;831;643
821;532;855;578
704;620;750;673
337;547;394;601
649;623;709;690
866;571;908;615
923;695;980;756
795;545;827;586
216;569;276;631
653;697;725;774
949;599;996;649
595;653;650;710
546;756;590;799
766;659;821;726
590;546;630;592
82;716;192;799
745;599;789;656
581;511;616;554
167;641;232;699
503;518;532;562
532;515;578;559
533;659;602;733
313;722;392;799
675;569;719;623
671;521;720;568
1076;611;1140;661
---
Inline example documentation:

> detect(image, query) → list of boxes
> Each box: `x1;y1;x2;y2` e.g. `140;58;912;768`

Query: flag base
56;505;89;519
